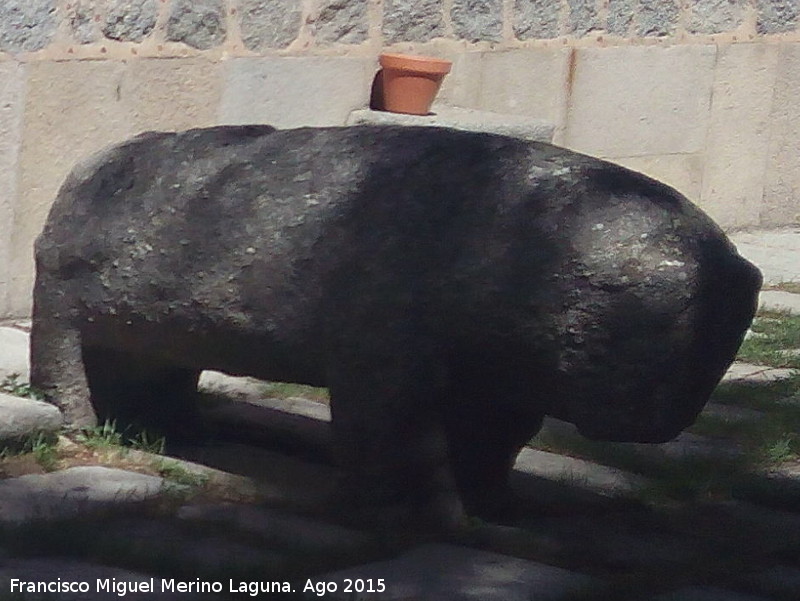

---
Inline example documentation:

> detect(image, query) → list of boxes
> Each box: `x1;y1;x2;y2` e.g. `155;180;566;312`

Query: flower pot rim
379;52;452;75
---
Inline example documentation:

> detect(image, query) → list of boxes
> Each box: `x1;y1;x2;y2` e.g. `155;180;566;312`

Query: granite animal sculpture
31;125;762;526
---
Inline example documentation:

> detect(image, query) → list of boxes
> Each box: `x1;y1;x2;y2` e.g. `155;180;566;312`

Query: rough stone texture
756;0;800;34
68;0;102;44
103;0;158;42
239;0;302;50
0;392;62;444
637;0;680;37
383;0;445;43
348;106;554;142
309;544;597;600
0;327;29;380
220;57;371;128
166;0;227;50
514;0;561;39
0;62;25;318
568;0;600;37
451;0;503;43
315;0;369;45
762;45;800;226
0;0;57;54
607;0;635;36
687;0;747;35
31;125;759;526
563;45;716;157
0;467;171;523
701;44;778;229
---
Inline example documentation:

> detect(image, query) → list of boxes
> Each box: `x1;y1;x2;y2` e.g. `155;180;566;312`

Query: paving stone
514;448;647;496
756;0;799;34
514;0;561;39
348;106;555;142
169;443;339;511
316;0;369;45
306;543;598;600
102;0;158;42
99;517;285;575
668;501;800;556
0;0;57;53
383;0;445;43
0;558;210;600
239;0;302;51
166;0;227;50
0;326;30;381
177;503;371;553
701;402;765;424
451;0;503;42
524;512;704;571
687;0;747;34
646;586;773;601
759;290;800;314
0;466;174;524
721;362;797;383
637;0;680;37
744;565;800;598
0;392;62;444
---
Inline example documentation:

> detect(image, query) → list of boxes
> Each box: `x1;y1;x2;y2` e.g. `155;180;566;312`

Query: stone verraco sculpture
31;125;762;527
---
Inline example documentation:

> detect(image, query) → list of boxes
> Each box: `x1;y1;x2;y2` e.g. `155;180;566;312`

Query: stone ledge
347;106;555;142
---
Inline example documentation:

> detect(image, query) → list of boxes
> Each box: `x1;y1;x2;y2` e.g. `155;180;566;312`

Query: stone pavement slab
0;392;62;444
646;586;772;601
0;466;174;523
305;543;598;600
514;447;647;496
758;289;800;314
743;565;800;598
177;503;370;553
721;362;797;383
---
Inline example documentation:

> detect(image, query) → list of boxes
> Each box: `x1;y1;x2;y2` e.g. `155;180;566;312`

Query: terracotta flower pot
378;53;452;116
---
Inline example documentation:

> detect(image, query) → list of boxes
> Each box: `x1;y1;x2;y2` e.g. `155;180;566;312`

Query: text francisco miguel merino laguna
10;576;388;596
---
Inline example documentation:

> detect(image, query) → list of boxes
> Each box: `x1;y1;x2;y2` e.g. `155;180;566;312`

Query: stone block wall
0;0;799;317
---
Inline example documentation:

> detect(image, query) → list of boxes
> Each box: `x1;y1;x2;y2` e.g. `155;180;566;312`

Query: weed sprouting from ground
261;381;330;403
153;458;209;488
0;373;44;401
737;309;800;369
0;432;59;471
